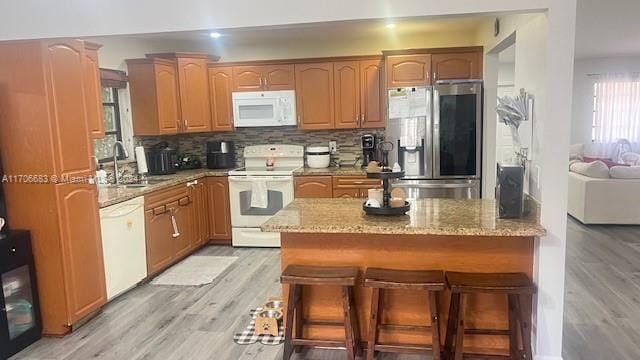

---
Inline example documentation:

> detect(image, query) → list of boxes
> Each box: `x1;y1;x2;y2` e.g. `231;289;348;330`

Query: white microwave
232;90;296;127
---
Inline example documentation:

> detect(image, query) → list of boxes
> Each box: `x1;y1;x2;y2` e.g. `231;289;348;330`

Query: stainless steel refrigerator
387;81;482;199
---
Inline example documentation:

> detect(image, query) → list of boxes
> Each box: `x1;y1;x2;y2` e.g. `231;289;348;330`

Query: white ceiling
575;0;640;59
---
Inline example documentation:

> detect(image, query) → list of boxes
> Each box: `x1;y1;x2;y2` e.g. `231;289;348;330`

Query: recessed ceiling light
385;23;396;29
209;32;222;38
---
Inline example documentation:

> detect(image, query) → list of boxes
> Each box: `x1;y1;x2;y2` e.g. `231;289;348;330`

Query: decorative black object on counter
1;230;42;359
363;170;411;216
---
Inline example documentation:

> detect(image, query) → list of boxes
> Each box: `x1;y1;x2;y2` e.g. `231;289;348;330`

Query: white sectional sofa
567;171;640;224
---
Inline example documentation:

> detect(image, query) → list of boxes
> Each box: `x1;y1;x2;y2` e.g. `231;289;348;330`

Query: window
592;75;640;143
94;87;123;162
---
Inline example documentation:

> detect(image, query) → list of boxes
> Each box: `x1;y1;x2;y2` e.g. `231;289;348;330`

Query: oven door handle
229;177;292;182
393;183;475;189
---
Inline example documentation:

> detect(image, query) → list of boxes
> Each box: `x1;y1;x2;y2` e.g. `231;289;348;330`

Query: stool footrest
305;319;345;327
379;324;433;332
464;328;510;336
291;338;346;350
374;343;434;354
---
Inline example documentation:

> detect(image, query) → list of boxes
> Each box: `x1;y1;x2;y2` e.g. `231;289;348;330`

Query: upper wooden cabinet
334;61;360;129
385;54;432;87
127;58;181;136
83;41;104;139
176;57;211;132
294;176;333;198
127;53;214;135
359;59;385;128
45;40;96;178
295;62;335;130
432;51;483;81
334;59;385;129
232;64;294;91
208;67;234;132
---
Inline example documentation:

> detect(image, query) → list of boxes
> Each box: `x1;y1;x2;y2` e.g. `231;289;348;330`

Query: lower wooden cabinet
206;177;232;243
144;206;175;275
191;180;209;247
294;176;333;198
55;183;107;324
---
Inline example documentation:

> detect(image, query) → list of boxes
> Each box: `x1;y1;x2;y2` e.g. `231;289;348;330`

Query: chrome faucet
112;141;129;185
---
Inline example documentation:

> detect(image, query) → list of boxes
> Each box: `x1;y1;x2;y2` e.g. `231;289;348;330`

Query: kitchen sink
106;178;167;188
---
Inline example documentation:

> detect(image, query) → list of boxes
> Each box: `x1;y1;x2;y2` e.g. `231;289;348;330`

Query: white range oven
232;90;296;127
228;145;303;247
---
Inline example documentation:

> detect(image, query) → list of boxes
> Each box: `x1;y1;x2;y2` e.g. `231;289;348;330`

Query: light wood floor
13;218;640;359
562;217;640;360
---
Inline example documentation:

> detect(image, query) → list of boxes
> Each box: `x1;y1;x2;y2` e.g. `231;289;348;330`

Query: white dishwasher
99;196;147;300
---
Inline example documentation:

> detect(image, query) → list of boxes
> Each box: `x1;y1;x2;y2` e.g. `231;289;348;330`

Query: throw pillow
569;160;610;178
610;166;640;179
582;156;628;168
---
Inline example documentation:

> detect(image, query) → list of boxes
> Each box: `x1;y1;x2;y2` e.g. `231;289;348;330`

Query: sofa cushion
610;166;640;179
569;144;584;160
569;160;610;178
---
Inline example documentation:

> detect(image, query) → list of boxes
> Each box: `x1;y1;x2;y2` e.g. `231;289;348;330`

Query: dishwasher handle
101;203;144;219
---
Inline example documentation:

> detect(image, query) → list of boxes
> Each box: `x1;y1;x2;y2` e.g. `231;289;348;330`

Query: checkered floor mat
233;307;284;345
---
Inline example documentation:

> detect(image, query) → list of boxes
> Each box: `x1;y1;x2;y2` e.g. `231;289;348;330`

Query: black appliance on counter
496;163;525;219
175;153;202;170
207;141;236;169
361;134;382;167
146;142;177;175
1;230;42;359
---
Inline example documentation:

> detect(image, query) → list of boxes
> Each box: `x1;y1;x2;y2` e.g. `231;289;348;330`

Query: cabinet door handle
184;119;188;129
361;114;365;123
176;120;181;131
263;77;268;89
259;78;264;88
297;115;301;125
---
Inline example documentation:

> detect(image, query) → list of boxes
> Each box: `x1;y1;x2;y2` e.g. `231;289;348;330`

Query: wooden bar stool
363;268;446;360
444;272;537;360
280;265;360;360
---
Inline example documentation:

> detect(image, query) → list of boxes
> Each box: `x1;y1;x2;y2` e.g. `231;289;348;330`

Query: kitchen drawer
332;176;381;189
333;188;361;198
144;184;190;210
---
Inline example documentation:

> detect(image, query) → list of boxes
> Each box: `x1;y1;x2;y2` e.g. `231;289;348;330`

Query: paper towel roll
135;146;148;174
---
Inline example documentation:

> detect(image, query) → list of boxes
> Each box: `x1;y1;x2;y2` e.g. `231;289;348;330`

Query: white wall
571;56;640;146
477;5;577;359
0;0;548;41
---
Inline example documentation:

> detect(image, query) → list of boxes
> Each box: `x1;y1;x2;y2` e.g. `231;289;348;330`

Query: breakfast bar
262;198;545;356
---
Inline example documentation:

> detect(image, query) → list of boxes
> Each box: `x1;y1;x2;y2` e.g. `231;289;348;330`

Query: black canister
206;141;236;169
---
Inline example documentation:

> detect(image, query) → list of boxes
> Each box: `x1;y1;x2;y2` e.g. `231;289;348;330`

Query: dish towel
250;178;269;208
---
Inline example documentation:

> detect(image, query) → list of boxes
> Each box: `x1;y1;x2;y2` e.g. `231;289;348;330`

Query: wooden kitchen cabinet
55;183;107;323
0;39;107;335
83;41;105;139
334;61;360;129
206;177;232;243
176;57;211;132
144;184;197;276
208;67;234;131
296;62;335;130
294;176;333;198
359;59;385;128
191;180;209;247
432;51;483;81
232;64;295;91
127;58;181;135
385;54;432;87
333;189;361;198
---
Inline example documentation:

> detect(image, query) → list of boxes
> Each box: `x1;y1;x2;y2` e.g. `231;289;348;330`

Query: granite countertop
98;168;229;208
293;166;367;176
261;198;546;237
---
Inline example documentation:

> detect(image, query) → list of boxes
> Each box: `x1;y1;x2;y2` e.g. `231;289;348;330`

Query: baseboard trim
535;355;563;360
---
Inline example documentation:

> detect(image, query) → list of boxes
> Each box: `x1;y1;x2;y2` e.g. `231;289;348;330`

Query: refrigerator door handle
432;88;441;178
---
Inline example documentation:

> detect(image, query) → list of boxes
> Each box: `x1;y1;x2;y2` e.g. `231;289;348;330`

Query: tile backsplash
136;127;384;168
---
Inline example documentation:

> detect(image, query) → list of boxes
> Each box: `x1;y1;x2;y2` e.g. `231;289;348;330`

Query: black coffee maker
361;134;381;167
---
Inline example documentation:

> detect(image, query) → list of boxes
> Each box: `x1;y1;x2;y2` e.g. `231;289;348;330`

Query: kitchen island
262;198;545;355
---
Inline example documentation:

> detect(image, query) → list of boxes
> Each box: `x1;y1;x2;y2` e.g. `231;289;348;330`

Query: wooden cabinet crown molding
146;52;220;62
382;46;483;56
209;55;383;68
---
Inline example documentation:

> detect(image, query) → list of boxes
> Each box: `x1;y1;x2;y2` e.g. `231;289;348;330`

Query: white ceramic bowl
306;146;331;168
